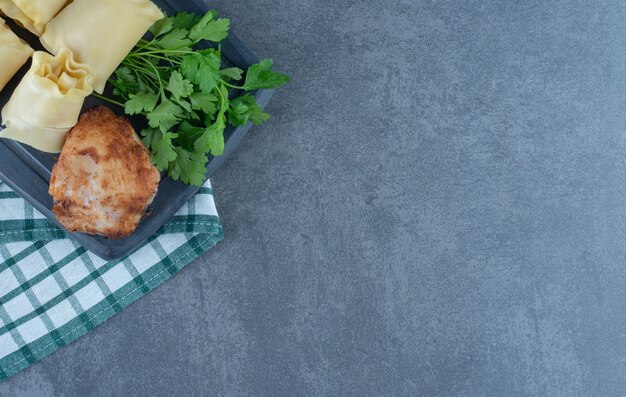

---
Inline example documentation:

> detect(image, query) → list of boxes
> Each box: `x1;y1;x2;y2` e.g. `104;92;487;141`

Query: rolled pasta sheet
0;0;69;35
41;0;164;94
0;121;71;154
0;17;33;92
0;48;94;153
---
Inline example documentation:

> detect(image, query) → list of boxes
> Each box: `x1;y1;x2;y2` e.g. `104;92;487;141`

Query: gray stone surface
2;0;626;395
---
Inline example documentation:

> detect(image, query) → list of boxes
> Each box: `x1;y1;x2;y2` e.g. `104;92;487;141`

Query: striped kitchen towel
0;180;223;381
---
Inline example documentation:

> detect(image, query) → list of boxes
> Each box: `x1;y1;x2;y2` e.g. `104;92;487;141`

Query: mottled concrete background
2;0;626;395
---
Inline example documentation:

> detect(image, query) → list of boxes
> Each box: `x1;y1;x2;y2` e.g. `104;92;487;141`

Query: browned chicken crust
49;106;160;239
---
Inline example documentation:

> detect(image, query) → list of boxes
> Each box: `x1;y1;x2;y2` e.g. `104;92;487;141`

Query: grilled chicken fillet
49;106;160;239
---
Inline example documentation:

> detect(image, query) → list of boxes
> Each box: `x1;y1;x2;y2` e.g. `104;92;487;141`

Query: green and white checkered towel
0;180;223;382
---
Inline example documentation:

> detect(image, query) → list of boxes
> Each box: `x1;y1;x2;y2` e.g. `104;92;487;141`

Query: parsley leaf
244;95;270;125
205;18;229;42
169;147;208;186
150;18;173;37
195;112;225;155
204;18;230;42
141;128;178;170
180;50;221;92
249;108;271;125
227;100;249;126
188;11;230;42
243;59;291;90
172;12;201;30
189;92;218;114
147;99;184;132
175;121;206;151
125;92;159;115
156;29;192;49
188;12;213;41
116;67;136;84
219;67;243;81
166;71;194;100
228;95;270;126
176;98;193;113
136;76;152;95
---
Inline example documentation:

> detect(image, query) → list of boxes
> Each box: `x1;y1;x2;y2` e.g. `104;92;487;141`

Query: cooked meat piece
49;106;160;239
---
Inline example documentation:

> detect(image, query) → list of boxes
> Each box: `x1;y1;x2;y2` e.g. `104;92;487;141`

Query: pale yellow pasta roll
0;17;33;92
0;0;69;35
0;48;94;153
41;0;164;94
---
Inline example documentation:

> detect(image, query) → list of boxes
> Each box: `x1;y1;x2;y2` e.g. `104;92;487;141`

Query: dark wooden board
0;0;273;260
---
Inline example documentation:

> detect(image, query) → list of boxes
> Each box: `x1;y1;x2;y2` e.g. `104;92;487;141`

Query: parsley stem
135;39;157;52
222;81;245;90
122;59;159;80
91;92;126;107
136;75;160;91
142;58;166;98
216;82;230;115
131;54;181;65
135;49;196;56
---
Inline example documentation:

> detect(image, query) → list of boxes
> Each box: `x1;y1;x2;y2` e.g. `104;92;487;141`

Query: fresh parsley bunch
97;10;290;186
